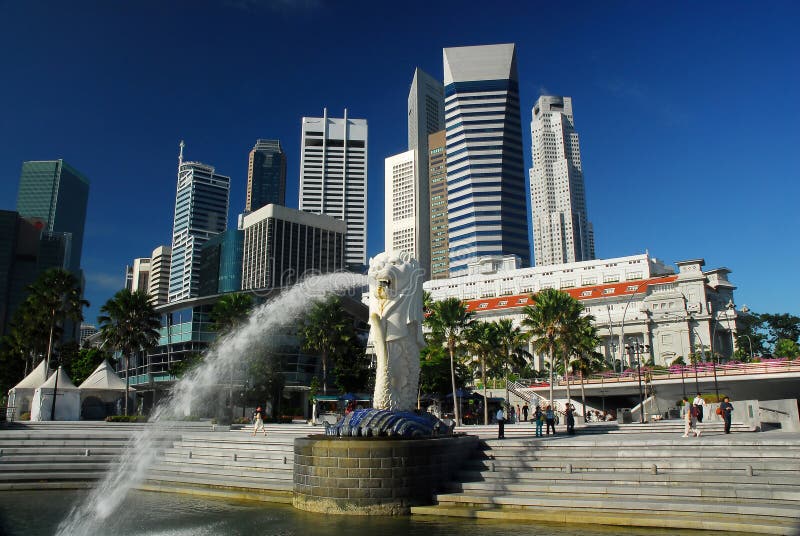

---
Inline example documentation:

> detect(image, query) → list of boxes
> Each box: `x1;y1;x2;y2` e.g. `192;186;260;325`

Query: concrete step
0;462;112;472
149;463;292;481
0;454;118;463
137;481;293;504
463;459;800;474
432;491;800;519
457;469;800;487
0;447;125;456
162;447;290;462
0;471;109;482
160;454;293;472
444;480;800;502
410;505;799;535
147;468;292;489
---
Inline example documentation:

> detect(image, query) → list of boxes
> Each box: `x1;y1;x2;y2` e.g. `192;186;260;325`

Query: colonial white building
424;253;739;369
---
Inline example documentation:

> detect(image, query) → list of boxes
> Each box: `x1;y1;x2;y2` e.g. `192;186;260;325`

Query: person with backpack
252;406;267;437
692;393;706;423
565;403;576;435
719;397;734;434
682;397;699;437
533;405;543;437
545;405;556;435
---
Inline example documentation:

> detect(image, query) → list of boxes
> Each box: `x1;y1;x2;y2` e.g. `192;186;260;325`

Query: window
498;300;508;306
479;303;488;309
603;288;615;295
626;285;639;292
581;290;592;297
517;297;528;304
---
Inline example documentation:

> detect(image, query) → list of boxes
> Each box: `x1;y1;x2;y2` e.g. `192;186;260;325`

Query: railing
543;358;800;387
1;405;15;423
507;379;564;414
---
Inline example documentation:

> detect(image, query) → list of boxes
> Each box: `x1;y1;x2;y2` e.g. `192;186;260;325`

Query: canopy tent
30;366;80;421
78;360;132;419
6;360;50;420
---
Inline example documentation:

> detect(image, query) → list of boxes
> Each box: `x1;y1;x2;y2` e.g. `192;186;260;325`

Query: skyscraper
241;204;346;291
16;159;89;274
385;150;429;275
148;245;171;306
199;229;243;296
299;109;367;270
168;142;230;303
442;43;529;275
246;139;287;212
428;130;449;279
529;96;595;265
125;257;151;293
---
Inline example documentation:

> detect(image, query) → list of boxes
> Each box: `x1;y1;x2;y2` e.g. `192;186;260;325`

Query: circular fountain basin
293;434;478;515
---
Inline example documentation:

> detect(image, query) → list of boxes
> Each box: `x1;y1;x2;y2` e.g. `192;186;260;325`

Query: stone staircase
141;424;316;503
0;421;212;490
412;432;800;534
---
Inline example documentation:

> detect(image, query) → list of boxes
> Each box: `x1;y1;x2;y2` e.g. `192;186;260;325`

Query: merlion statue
367;251;424;412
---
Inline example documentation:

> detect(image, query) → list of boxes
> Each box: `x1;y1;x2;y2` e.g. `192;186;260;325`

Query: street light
619;283;647;371
625;340;650;423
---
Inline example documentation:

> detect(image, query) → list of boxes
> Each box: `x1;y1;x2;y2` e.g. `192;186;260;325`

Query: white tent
30;366;80;421
6;360;50;420
78;360;132;419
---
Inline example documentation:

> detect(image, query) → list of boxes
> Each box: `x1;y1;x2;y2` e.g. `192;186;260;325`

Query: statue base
324;408;453;438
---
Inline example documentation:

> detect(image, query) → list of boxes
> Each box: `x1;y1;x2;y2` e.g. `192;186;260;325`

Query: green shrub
20;412;30;420
105;415;148;423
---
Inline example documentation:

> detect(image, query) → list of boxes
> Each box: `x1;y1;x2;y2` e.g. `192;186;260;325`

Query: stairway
141;424;315;503
412;432;800;534
0;421;213;490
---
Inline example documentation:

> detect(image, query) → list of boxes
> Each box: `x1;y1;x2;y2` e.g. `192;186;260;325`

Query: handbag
715;407;723;416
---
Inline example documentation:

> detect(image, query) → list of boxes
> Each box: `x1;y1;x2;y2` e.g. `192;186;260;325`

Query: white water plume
56;272;367;536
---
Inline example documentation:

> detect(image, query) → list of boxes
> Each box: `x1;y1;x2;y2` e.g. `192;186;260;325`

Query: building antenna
178;140;185;170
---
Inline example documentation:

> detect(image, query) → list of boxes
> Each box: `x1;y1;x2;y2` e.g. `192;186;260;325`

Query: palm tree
300;296;354;395
425;297;474;425
559;299;587;406
569;317;604;422
98;289;160;415
26;269;88;372
466;321;500;425
210;293;254;335
522;288;578;406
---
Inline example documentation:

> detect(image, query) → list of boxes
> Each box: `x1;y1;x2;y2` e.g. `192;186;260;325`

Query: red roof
464;275;679;313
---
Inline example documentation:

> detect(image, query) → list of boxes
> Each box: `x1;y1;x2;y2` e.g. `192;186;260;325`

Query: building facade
199;229;243;296
385;150;430;274
241;203;346;291
168;143;230;303
298;109;367;270
246;139;287;212
530;96;595;266
148;245;171;306
0;210;72;335
442;43;529;275
125;257;151;293
79;323;98;346
16;159;89;274
428;130;449;279
424;254;739;369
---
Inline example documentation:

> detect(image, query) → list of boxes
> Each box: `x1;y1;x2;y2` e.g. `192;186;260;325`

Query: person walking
565;403;576;435
693;393;706;423
545;405;556;436
533;405;543;437
252;406;267;437
682;398;699;437
522;403;529;422
719;397;734;434
496;406;506;439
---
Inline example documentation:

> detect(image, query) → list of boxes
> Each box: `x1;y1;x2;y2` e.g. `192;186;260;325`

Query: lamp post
49;358;61;421
707;304;721;400
625;340;650;423
619;283;647;371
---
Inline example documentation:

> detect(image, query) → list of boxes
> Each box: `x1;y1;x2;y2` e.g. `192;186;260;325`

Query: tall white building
385;150;429;275
124;257;151;293
298;109;367;270
168;142;230;302
148;245;171;306
443;43;529;275
530;96;595;266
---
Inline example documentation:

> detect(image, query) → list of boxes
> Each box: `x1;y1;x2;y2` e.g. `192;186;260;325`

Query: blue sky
1;0;798;323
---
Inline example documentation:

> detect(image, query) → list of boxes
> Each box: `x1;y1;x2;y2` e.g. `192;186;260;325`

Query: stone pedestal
293;435;478;515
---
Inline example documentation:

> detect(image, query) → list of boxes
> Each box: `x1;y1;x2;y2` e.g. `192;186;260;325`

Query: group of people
497;402;577;439
683;393;734;437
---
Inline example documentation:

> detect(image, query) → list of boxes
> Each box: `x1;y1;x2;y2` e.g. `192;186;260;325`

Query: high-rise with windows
125;258;151;293
168;142;230;303
529;96;595;265
428;130;449;279
385;150;429;275
246;139;286;212
16;159;89;274
148;245;171;306
442;43;529;275
298;109;367;270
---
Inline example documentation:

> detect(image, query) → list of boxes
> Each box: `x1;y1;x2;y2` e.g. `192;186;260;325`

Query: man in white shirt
496;407;506;439
692;393;706;424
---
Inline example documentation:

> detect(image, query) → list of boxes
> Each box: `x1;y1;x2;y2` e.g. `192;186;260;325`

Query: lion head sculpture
367;250;424;345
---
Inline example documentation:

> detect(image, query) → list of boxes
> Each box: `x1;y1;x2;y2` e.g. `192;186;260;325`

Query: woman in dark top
565;404;575;435
720;397;734;434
